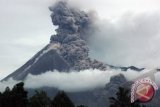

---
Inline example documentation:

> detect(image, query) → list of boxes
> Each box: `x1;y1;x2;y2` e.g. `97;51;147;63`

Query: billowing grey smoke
49;1;91;37
49;1;106;71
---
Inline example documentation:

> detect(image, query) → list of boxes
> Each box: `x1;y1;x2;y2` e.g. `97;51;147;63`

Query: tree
0;92;3;107
0;91;3;107
0;82;28;107
29;90;51;107
109;87;146;107
51;91;75;107
2;87;12;107
11;82;28;107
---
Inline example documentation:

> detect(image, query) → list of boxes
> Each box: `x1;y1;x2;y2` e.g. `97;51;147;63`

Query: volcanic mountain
2;1;156;107
3;1;108;81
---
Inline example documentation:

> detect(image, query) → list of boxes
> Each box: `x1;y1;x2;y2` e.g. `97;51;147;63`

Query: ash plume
49;1;107;71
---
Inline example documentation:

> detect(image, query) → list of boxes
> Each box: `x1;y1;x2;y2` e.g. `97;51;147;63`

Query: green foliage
0;82;91;107
0;83;149;107
29;90;51;107
109;87;146;107
0;83;77;107
51;91;75;107
12;82;28;107
0;82;28;107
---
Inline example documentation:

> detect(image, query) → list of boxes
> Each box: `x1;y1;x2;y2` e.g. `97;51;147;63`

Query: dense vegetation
0;82;86;107
109;87;146;107
0;82;145;107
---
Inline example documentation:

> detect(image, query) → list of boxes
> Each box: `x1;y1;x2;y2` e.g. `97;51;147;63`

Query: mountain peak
2;1;106;81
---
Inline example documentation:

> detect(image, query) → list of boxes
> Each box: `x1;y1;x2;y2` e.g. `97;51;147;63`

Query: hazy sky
0;0;160;79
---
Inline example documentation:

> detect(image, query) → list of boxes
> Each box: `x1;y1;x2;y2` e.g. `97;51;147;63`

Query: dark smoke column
49;1;107;70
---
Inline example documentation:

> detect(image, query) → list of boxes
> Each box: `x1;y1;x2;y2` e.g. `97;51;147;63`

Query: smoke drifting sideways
0;69;155;92
51;0;160;68
89;12;160;68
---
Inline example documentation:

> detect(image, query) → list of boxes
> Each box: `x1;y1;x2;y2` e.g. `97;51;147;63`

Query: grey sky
0;0;160;79
89;12;160;68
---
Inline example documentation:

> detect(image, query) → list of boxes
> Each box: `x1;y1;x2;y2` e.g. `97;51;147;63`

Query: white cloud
0;69;154;92
25;70;109;92
0;78;21;92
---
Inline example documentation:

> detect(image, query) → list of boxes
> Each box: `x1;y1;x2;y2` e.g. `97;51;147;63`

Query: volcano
2;1;154;107
3;1;108;81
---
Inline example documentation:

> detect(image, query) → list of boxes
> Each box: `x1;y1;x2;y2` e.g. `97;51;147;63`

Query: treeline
0;82;86;107
0;82;146;107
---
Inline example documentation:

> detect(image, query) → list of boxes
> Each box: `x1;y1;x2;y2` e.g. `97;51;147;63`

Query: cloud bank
0;69;154;92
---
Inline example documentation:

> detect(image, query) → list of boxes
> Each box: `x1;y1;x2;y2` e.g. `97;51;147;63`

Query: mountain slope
3;1;107;81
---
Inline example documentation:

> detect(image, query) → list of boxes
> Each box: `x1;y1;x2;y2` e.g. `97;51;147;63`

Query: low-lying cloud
0;69;156;92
